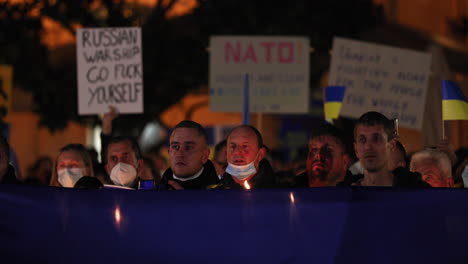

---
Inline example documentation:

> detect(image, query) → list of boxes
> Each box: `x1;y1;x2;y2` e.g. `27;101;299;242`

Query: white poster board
77;27;143;115
328;37;432;130
209;36;309;113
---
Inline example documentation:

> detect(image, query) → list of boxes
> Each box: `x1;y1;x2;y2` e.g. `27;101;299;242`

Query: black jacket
295;170;354;187
337;166;431;187
220;159;276;189
160;160;219;190
0;164;21;184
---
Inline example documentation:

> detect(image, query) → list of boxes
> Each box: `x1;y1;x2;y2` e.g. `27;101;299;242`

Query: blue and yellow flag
442;80;468;120
324;86;346;122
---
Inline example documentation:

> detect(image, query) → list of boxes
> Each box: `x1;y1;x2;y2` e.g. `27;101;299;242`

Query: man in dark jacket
0;134;20;184
296;124;352;187
160;120;219;190
219;125;275;189
341;111;429;187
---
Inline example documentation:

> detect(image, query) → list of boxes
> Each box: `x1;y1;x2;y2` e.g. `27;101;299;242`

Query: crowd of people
0;110;467;190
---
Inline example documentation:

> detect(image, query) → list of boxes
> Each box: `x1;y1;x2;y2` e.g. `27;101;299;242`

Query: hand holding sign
102;106;119;135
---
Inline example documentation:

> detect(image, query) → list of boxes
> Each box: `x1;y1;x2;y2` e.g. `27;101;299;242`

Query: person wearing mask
49;144;94;188
104;136;143;189
219;125;275;189
160;120;219;190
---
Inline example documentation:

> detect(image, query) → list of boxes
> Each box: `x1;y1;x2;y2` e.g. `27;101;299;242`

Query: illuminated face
307;135;349;183
168;128;209;178
105;141;139;175
227;127;265;168
57;150;90;176
411;159;451;187
354;125;392;173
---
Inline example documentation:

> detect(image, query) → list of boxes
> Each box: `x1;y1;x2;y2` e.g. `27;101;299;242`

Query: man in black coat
160;120;219;190
219;125;275;189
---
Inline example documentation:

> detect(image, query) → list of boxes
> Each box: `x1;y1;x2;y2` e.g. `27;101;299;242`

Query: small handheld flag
442;80;468;120
324;86;346;123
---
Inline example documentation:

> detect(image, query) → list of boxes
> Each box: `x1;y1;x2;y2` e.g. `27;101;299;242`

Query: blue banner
1;185;468;263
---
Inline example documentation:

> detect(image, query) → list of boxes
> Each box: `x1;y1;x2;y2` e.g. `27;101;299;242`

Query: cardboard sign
209;36;309;113
328;37;432;130
76;27;143;115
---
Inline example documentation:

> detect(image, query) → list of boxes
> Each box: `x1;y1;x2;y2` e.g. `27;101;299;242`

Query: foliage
0;0;384;133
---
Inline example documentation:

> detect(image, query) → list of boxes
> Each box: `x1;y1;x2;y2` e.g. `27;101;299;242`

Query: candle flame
244;181;251;190
289;192;295;203
114;207;121;224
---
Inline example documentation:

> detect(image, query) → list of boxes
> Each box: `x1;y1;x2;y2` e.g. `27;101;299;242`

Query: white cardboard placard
328;37;432;130
209;36;309;113
77;27;143;115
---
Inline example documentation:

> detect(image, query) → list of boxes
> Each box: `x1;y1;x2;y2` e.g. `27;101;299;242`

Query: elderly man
105;136;143;188
410;149;454;187
220;125;275;189
296;124;352;187
160;120;219;190
341;111;429;187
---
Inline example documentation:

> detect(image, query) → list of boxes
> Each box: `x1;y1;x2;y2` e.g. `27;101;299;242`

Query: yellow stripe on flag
442;100;468;120
324;102;342;122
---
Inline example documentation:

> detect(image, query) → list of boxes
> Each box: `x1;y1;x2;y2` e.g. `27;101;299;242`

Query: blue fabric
442;80;467;101
1;185;468;263
325;86;346;102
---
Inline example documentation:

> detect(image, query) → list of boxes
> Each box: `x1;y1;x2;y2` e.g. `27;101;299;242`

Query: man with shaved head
160;120;219;190
220;125;275;189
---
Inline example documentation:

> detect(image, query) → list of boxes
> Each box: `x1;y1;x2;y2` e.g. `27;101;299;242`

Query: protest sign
77;27;143;115
328;37;432;130
209;36;309;113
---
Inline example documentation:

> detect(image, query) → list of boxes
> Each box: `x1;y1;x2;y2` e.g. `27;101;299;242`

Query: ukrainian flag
442;80;468;120
324;86;346;122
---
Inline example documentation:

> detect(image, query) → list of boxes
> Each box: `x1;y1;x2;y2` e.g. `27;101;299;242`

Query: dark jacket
295;170;354;187
337;166;431;187
0;164;21;184
160;160;219;190
220;159;276;189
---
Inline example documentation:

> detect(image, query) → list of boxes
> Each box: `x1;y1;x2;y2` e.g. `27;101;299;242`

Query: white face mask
58;168;84;188
226;162;257;181
110;162;137;187
225;152;260;181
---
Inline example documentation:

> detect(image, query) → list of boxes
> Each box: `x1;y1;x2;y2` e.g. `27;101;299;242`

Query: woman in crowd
49;144;94;188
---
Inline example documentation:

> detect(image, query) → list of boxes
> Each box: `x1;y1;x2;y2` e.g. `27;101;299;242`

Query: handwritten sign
209;36;309;113
77;27;143;115
328;37;432;130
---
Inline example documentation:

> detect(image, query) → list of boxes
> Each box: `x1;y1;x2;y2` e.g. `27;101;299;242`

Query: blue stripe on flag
325;86;346;102
442;80;467;101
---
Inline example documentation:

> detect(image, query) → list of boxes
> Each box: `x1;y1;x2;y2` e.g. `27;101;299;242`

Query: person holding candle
219;125;275;189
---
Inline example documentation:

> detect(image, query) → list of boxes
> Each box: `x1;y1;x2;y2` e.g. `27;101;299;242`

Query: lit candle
289;192;295;204
243;181;251;190
114;206;121;225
